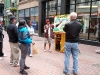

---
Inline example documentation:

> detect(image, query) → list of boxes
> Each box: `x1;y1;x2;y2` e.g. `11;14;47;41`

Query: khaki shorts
44;38;52;44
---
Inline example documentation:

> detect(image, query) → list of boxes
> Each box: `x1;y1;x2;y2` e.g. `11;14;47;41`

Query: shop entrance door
90;17;100;42
97;17;100;42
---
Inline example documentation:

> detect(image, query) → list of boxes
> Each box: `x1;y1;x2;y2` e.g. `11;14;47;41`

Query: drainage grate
34;40;42;41
92;64;100;68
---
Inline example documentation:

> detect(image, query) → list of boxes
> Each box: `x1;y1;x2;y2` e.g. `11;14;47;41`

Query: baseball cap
46;19;50;23
10;16;16;21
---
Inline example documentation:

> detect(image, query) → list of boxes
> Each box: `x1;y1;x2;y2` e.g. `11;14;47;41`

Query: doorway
89;17;100;41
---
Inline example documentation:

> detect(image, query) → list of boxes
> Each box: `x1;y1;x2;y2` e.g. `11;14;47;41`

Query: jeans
28;44;31;55
19;43;28;71
64;42;79;74
0;42;4;57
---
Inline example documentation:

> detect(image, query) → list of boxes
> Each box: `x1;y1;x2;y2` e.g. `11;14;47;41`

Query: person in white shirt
26;20;34;57
16;22;19;27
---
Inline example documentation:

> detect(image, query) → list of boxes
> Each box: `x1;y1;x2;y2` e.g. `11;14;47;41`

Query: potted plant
9;7;17;12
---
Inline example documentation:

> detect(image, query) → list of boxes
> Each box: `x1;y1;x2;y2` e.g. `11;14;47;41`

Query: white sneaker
44;50;46;52
95;50;100;54
12;64;19;67
29;54;33;57
49;50;52;53
10;63;13;65
17;63;20;66
3;54;7;57
0;57;2;60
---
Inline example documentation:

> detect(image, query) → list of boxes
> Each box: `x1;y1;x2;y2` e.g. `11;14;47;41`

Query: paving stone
0;31;99;75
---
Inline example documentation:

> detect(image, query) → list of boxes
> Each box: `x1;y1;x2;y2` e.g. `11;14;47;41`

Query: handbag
32;44;38;55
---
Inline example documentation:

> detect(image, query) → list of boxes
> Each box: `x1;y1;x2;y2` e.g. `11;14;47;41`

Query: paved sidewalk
0;31;100;75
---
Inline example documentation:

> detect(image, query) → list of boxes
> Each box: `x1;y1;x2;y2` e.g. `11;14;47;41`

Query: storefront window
47;0;57;12
89;1;100;41
58;0;61;6
46;12;48;18
25;8;29;17
45;0;60;18
19;10;24;18
49;11;56;16
76;2;91;39
57;7;60;15
46;2;48;8
70;5;75;10
34;7;38;16
30;7;38;16
70;0;75;4
46;8;47;13
31;8;34;16
70;5;75;12
49;0;56;8
76;0;90;3
92;1;100;6
50;7;56;12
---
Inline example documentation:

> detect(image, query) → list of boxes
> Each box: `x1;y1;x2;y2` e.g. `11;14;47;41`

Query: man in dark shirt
0;24;6;59
7;16;20;67
63;12;82;75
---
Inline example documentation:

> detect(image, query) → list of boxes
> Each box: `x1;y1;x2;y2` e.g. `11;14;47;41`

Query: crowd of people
7;17;34;74
0;12;82;75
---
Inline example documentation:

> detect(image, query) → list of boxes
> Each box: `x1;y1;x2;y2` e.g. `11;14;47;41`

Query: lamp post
11;0;15;15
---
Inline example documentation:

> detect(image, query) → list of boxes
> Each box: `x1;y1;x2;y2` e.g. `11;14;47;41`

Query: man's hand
30;34;34;36
59;20;63;24
32;43;35;45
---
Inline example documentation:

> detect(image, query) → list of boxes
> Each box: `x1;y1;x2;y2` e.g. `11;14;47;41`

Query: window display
70;0;100;41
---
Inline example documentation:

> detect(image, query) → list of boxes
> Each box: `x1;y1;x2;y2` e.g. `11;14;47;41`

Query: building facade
18;0;39;33
39;0;100;46
4;0;17;30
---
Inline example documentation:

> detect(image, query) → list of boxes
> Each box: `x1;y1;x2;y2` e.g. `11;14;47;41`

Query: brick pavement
0;31;100;75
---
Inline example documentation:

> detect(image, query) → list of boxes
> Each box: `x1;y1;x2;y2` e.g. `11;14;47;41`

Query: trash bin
54;32;65;52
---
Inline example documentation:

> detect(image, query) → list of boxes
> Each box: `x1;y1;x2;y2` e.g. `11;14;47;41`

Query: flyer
53;14;70;32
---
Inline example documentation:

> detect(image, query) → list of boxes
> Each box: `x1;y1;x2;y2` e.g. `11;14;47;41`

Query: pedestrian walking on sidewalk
44;20;54;52
63;12;82;75
7;16;20;67
0;24;6;60
26;20;34;57
18;20;32;75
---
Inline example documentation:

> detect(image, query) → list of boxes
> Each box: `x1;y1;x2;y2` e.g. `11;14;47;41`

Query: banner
53;14;70;32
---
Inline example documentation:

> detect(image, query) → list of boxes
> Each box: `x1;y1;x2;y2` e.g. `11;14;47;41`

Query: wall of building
0;0;4;3
4;0;17;31
18;0;39;33
18;0;39;21
18;0;38;10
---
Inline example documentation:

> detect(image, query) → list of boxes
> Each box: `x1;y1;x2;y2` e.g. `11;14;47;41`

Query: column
38;0;46;36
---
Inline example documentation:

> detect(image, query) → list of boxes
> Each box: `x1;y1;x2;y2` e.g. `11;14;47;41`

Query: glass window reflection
58;0;61;6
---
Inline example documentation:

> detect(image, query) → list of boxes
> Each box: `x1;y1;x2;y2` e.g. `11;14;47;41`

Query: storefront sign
78;13;97;16
53;14;70;32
